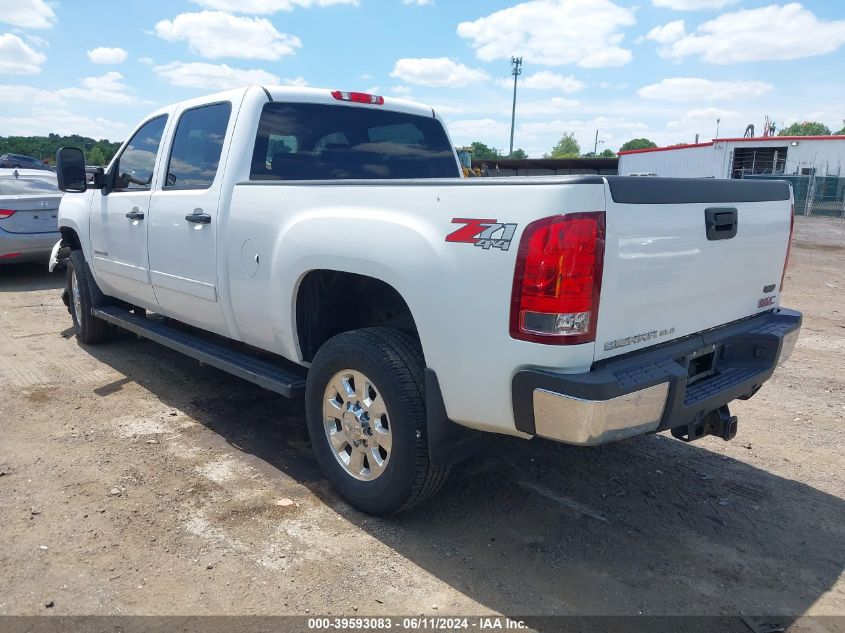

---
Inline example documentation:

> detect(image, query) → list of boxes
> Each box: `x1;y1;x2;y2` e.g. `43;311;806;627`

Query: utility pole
509;56;522;157
715;118;721;139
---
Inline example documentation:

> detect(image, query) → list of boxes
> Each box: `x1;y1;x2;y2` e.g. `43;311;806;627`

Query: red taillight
510;212;605;345
780;204;795;291
0;252;22;259
0;209;15;219
331;90;385;105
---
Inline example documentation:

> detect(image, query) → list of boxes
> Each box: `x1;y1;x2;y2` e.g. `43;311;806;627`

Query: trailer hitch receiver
671;405;738;442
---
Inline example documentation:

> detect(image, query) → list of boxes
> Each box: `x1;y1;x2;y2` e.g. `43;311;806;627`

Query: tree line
0;134;122;166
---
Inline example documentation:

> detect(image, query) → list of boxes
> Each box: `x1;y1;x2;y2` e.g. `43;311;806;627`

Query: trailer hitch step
671;405;738;442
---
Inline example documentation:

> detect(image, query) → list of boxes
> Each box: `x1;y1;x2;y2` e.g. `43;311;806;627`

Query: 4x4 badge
446;218;518;251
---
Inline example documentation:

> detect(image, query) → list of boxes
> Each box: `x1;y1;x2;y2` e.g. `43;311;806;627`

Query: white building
618;135;845;179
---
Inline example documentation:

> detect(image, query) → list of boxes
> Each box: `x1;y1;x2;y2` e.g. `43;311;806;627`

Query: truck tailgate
594;177;793;362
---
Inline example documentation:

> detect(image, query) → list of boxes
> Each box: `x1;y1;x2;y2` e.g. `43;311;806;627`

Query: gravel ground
0;216;842;626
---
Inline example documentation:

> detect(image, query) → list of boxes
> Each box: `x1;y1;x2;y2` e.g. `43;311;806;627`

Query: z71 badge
446;218;518;251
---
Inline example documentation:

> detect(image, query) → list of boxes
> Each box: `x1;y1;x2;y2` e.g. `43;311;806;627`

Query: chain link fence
743;174;845;218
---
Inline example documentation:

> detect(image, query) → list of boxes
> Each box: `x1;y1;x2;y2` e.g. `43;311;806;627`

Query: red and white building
617;136;845;179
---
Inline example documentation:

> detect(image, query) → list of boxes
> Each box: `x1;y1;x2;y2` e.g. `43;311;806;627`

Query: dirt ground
0;216;843;625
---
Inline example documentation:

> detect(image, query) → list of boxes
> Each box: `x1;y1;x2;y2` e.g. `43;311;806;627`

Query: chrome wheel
71;267;83;324
323;369;392;481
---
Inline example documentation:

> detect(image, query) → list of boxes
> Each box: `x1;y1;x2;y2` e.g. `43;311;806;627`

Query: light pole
593;130;604;155
715;118;721;139
508;56;522;157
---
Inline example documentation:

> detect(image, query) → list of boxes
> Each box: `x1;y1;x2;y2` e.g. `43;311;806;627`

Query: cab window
113;115;167;191
164;102;231;189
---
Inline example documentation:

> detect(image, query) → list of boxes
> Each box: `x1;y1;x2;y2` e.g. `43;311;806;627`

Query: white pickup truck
51;86;801;514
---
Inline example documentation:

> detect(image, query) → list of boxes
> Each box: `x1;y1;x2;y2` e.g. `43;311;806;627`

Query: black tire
67;250;111;344
305;328;449;514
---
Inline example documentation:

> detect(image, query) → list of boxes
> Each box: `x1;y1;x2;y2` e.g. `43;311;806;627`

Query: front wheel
67;250;111;344
305;328;449;514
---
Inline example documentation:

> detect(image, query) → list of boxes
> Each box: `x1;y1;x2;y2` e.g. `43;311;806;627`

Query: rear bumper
0;227;60;263
512;308;802;445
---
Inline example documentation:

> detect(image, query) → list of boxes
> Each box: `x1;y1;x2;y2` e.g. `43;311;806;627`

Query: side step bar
92;306;307;398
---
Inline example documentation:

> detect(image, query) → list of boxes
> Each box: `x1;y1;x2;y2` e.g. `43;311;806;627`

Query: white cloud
0;84;62;104
512;71;585;93
403;0;434;5
638;78;773;102
643;20;686;44
521;117;648;137
0;33;47;74
59;71;137;104
445;118;511;143
666;107;738;132
653;3;845;63
154;61;280;90
282;76;309;87
519;97;580;116
390;57;489;87
0;0;56;29
139;57;154;65
191;0;358;11
457;0;635;67
87;47;128;64
0;108;130;139
154;11;301;60
652;0;734;9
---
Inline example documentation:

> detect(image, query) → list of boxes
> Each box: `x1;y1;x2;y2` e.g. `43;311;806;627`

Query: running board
92;306;307;398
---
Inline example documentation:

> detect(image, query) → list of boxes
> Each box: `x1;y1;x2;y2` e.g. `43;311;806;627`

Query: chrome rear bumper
513;308;802;446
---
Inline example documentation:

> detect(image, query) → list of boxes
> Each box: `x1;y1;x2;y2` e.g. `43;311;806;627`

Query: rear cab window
250;103;459;181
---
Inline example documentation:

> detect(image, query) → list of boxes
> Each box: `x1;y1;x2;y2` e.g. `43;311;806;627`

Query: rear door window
250;103;459;181
165;102;232;189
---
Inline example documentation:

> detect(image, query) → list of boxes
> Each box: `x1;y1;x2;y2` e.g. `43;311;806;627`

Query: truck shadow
0;262;65;292
81;334;844;621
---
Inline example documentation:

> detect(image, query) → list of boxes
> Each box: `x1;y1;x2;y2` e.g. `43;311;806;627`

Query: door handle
125;207;145;220
185;209;211;224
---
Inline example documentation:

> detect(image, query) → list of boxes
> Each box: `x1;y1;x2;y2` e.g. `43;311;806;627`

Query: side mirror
55;147;87;192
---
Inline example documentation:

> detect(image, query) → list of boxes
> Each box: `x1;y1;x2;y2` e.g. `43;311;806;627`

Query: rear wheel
305;328;449;514
67;250;111;344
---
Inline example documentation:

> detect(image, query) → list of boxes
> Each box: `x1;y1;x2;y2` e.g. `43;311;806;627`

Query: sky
1;0;845;157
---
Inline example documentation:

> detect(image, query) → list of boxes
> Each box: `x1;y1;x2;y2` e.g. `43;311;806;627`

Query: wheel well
60;227;82;251
296;270;420;362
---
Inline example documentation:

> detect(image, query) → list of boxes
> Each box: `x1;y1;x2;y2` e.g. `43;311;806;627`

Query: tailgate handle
705;207;738;241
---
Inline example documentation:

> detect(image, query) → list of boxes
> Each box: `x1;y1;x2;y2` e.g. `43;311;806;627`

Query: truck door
90;115;168;307
147;102;232;335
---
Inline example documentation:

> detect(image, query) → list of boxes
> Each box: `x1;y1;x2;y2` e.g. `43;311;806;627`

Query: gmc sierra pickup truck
51;86;801;514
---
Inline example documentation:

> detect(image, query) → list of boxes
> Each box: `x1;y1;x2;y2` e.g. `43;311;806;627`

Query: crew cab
51;86;801;514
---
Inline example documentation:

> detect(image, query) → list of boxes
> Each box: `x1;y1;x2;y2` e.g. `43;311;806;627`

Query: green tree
468;141;502;160
508;148;528;159
87;147;105;166
0;134;122;165
619;138;657;152
837;125;845;135
599;148;616;158
545;132;580;158
778;121;832;136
